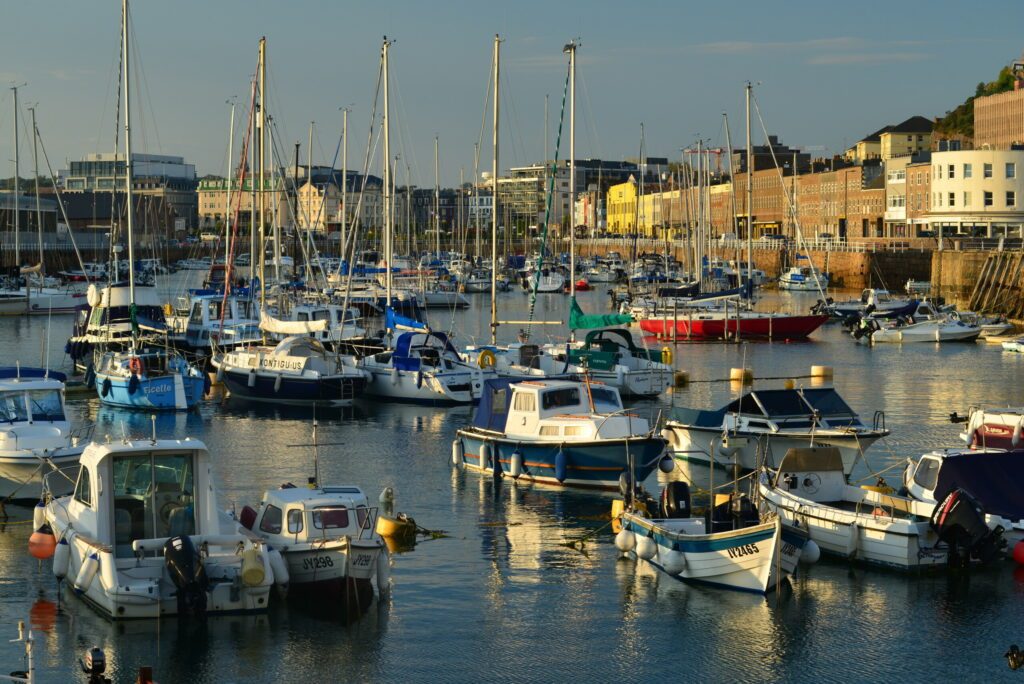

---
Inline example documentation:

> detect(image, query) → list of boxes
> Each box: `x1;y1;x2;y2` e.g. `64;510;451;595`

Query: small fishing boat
662;385;888;475
758;447;1005;570
953;406;1024;449
42;437;282;619
615;481;811;593
544;328;672;398
902;447;1024;552
453;378;666;489
859;316;981;344
828;288;914;319
213;335;369;406
1001;336;1024;352
94;347;207;411
236;484;389;612
778;265;830;291
0;367;88;503
640;309;828;341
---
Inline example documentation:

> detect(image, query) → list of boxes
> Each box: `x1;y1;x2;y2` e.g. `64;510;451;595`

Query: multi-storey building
974;57;1024;149
925;148;1024;238
845;116;933;163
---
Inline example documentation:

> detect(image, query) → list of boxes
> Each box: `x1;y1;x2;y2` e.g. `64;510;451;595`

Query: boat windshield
0;392;28;423
590;387;622;412
312;506;350;530
112;451;196;558
27;390;64;422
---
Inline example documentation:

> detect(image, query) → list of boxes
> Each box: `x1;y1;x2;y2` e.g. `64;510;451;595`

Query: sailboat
92;0;205;411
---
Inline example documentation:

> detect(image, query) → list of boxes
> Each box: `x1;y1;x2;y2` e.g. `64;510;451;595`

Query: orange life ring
129;357;144;376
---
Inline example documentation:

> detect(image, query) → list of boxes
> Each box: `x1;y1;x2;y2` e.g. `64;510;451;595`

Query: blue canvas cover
386;307;429;333
471;378;517;432
934;451;1024;520
0;367;67;383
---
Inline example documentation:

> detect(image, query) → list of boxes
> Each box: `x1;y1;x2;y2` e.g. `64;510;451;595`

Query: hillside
934;66;1016;139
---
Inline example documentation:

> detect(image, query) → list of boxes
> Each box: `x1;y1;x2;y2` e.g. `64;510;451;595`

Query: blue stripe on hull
457;432;663;489
221;370;367;404
97;375;204;410
625;520;776;553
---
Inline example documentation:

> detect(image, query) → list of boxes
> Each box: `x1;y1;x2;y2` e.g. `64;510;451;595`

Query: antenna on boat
120;421;128;445
150;414;157;445
312;413;319;489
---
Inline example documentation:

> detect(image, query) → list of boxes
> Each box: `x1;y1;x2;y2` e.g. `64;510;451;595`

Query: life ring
478;349;496;370
661;346;673;366
128;357;144;376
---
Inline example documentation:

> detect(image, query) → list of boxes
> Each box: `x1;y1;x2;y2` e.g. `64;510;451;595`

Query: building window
948;165;955;179
948;192;955;207
984;163;993;178
1008;191;1017;208
1007;162;1016;179
963;163;972;179
985;191;994;207
963;191;971;207
937;166;943;179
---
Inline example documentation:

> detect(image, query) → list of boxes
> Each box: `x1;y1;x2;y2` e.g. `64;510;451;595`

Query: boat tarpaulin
386;308;429;333
934;451;1024;520
259;311;328;334
569;296;632;330
471;377;517;432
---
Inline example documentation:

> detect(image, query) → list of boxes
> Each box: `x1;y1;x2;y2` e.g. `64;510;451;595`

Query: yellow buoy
784;379;795;390
661;346;673;366
611;499;625;534
729;368;753;384
861;484;895;495
240;548;266;587
810;365;834;378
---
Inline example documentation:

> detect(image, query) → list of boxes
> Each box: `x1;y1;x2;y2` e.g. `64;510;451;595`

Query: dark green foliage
936;67;1016;139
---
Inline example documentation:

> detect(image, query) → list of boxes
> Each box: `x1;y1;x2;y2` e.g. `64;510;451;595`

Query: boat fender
416;370;423;389
203;374;212;397
247;369;256;388
28;523;57;560
801;540;821;565
127;374;140;395
267;546;289;590
74;552;100;595
659;548;686;575
615;365;626;388
636;534;658;561
84;364;96;388
100;377;112;398
33;501;45;530
658;453;675;474
555;448;568;484
614;529;636;553
509;450;523;479
661;346;673;366
240;547;266;587
86;283;99;308
1013;416;1024;447
376;548;391;596
479;443;491;470
215;365;224;384
53;537;70;580
390;367;399;385
492;447;503;479
451;439;464;469
379;487;395;517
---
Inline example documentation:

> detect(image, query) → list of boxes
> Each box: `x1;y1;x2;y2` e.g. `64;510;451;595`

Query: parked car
758;234;788;245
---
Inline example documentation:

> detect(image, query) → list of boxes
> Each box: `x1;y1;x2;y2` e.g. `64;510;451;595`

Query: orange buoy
28;523;57;560
1013;540;1024;565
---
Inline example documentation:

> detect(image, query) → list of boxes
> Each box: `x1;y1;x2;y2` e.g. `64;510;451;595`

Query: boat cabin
565;329;666;371
239;485;373;545
0;368;70;455
372;332;463;371
674;388;871;434
904;448;1024;523
86;284;167;338
182;294;260;348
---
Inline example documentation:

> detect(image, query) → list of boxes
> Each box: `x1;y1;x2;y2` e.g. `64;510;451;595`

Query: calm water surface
1;280;1023;683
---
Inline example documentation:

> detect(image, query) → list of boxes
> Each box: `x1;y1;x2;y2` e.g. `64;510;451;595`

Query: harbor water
1;281;1023;682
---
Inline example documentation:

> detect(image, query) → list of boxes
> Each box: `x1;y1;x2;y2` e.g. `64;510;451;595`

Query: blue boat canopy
392;331;458;372
934;451;1024;521
471;377;518;432
670;388;860;429
0;367;67;383
386;307;429;333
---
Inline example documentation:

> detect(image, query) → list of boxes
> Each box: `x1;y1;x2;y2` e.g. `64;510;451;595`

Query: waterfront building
731;134;810;175
197;176;290;233
0;192;57;233
974;56;1024;149
883;153;931;238
845;116;933;163
924;148;1024;238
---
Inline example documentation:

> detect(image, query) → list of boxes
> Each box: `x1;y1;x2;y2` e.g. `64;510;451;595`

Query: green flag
569;296;633;330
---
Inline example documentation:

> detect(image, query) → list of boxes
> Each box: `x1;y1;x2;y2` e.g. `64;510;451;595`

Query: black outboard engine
708;493;761;533
930;488;1005;569
660;481;692;519
164;535;209;617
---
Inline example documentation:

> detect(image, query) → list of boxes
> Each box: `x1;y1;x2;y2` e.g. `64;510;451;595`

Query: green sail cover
569;296;633;330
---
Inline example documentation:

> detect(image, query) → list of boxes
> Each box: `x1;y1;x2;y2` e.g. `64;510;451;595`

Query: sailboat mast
566;40;577;301
723;112;739;266
307;120;314;282
341;107;348;252
434;136;440;259
122;0;136;305
745;81;753;284
11;86;19;273
249;78;257;285
225;99;235;275
382;38;392;310
30;106;43;283
258;37;267;309
490;34;499;344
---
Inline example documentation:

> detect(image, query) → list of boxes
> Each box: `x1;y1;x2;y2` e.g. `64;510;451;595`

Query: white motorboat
0;367;88;502
523;268;565;293
360;330;490;404
758;447;1005;570
830;288;914;319
236;484;389;613
42;438;282;619
461;269;492;293
862;316;981;344
461;342;576;380
543;329;672;398
778;265;829;291
1002;337;1024;352
662;386;888;475
902;447;1024;553
585;263;619;283
615;481;811;594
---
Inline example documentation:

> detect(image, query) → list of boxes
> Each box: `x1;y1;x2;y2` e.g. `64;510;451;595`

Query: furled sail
259;310;328;334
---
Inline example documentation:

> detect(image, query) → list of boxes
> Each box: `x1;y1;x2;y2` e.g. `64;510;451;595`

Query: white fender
273;374;283;393
615;365;626;388
509;451;523;479
33;502;45;530
846;521;860;558
479;442;491;470
614;529;636;552
636;535;657;561
268;547;289;589
451;439;464;468
73;552;100;595
659;548;686;575
98;550;117;591
247;369;257;388
390;367;399;385
376;548;391;596
1013;415;1024;448
801;539;821;564
215;365;224;384
53;537;70;580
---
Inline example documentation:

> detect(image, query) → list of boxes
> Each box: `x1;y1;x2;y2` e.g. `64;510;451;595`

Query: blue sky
0;0;1021;186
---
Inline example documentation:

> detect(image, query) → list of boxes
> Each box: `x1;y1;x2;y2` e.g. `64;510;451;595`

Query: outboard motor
163;535;209;617
708;493;761;533
660;481;692;519
930;488;1005;569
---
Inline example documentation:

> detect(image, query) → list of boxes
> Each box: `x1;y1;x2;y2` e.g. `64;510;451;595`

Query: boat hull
96;373;205;411
456;430;664;489
0;448;80;502
220;369;367;406
363;367;482;405
639;314;828;341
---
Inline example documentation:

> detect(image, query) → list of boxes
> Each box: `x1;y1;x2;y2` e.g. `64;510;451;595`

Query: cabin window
542;388;580;410
73;467;92;507
0;393;28;422
260;505;283;534
189;303;203;323
913;458;940;491
27;390;64;422
589;387;622;411
355;506;369;531
564;426;584;436
313;310;330;322
297;312;310;322
312;506;349;529
513;392;536;412
111;451;197;557
492;389;508;413
540;426;560;436
287;509;303;534
206;301;223;320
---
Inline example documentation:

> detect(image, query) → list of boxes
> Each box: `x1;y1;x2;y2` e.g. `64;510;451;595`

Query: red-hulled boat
640;311;829;341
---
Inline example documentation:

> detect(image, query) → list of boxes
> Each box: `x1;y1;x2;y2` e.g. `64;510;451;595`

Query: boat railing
42;463;80;498
69;423;96;447
872;411;886;432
